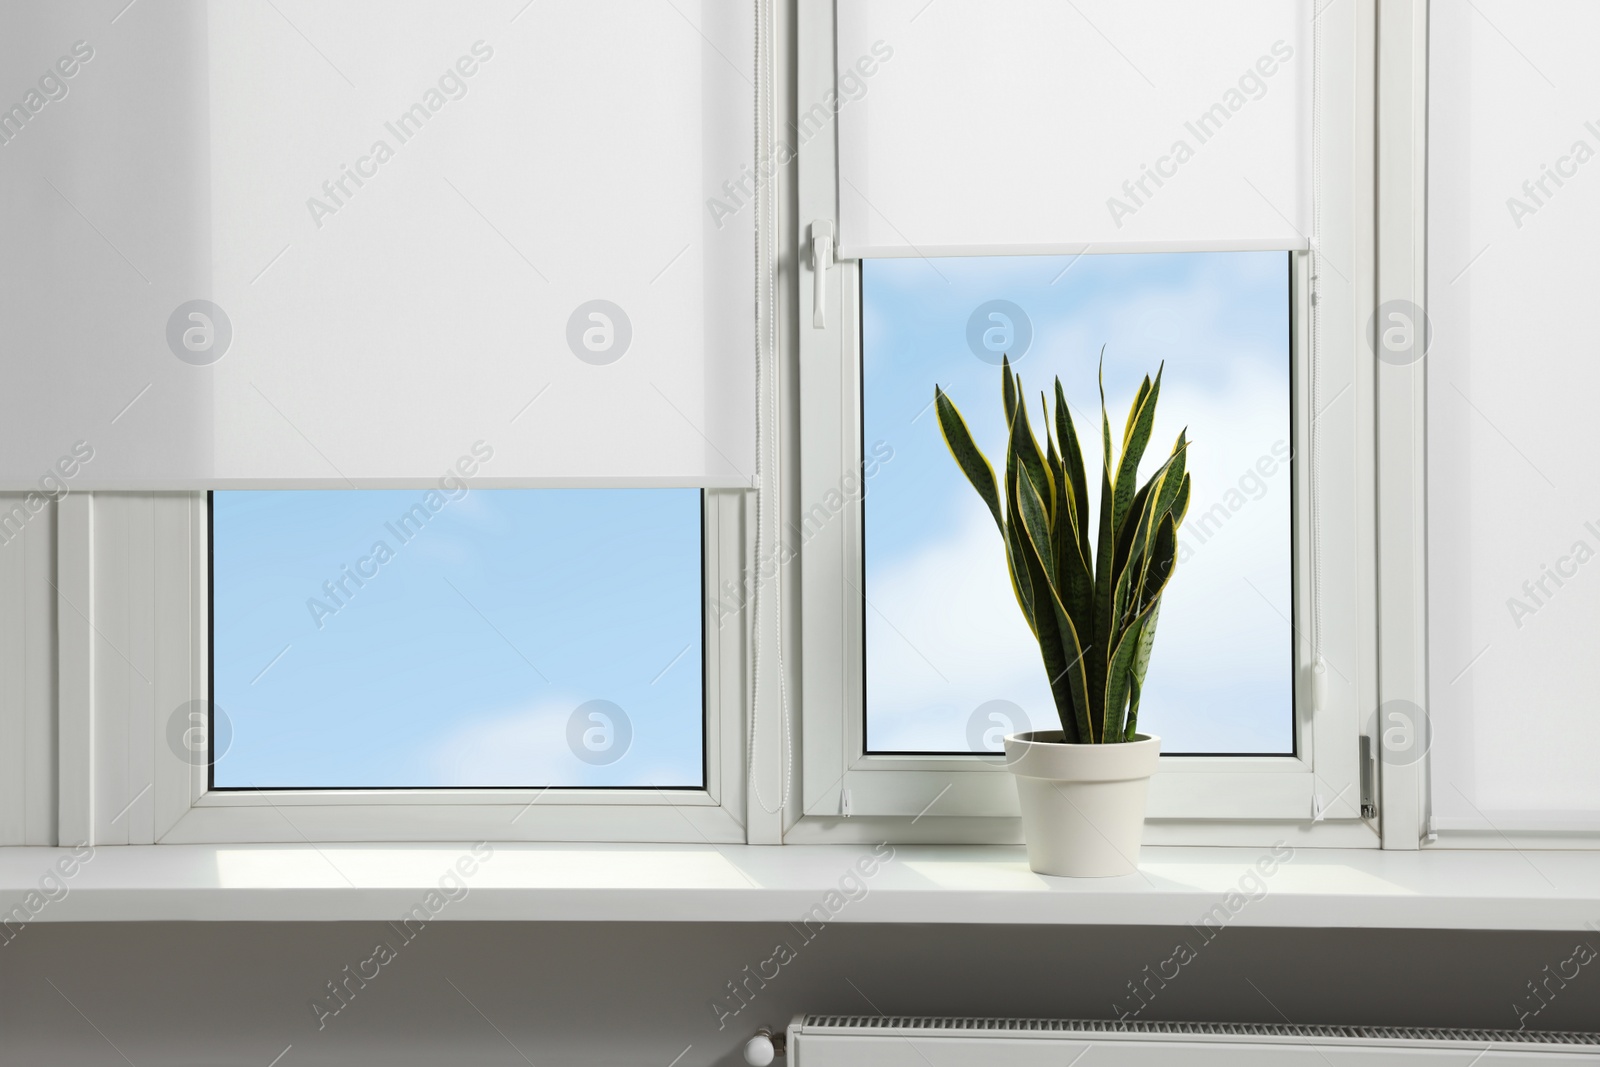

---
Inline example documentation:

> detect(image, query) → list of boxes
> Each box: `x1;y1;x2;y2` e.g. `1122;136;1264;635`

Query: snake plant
935;355;1190;744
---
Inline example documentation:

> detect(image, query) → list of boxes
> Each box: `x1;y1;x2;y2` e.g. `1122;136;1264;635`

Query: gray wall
0;922;1595;1065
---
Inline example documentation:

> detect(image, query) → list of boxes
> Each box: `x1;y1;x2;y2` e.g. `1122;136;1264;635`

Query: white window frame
789;0;1379;847
11;0;1579;854
35;488;752;845
0;0;790;850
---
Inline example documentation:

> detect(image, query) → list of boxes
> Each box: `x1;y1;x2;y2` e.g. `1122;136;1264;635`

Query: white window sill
2;843;1597;930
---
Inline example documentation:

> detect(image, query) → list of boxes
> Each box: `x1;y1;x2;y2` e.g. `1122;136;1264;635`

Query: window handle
810;219;835;329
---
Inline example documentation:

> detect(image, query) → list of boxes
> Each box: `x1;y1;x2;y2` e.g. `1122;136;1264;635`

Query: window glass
862;251;1293;754
210;489;704;788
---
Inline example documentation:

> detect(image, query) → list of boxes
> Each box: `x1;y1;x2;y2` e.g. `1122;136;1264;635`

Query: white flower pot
1002;730;1161;877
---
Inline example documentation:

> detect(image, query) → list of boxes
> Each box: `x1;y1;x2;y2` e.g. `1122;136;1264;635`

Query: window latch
810;219;835;329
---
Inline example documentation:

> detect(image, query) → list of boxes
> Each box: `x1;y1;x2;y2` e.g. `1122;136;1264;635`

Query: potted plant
935;354;1189;877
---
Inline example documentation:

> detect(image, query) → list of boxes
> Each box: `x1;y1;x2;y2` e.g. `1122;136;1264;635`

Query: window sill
2;843;1596;930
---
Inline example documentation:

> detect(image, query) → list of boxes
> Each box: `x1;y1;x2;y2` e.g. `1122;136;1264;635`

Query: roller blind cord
1309;10;1327;715
749;0;793;816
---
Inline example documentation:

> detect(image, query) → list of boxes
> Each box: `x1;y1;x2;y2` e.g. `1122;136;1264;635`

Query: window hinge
840;786;853;818
810;219;835;329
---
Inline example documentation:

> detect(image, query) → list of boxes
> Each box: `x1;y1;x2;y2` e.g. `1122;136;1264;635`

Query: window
26;487;747;846
210;489;705;790
7;0;1491;853
0;0;761;846
794;0;1370;842
861;251;1294;758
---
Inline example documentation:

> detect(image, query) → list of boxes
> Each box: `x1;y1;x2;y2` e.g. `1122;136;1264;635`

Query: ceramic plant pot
1002;730;1161;877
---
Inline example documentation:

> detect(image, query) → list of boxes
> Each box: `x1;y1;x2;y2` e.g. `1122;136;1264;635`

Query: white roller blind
834;0;1311;258
0;1;754;489
1428;0;1600;830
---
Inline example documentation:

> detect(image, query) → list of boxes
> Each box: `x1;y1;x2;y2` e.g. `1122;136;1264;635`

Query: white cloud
427;698;693;787
866;509;1055;751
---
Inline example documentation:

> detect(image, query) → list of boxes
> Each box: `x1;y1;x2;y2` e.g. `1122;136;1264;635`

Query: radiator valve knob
743;1027;785;1065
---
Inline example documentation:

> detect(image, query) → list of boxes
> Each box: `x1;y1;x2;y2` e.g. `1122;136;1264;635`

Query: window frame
14;0;1559;854
50;488;752;845
789;0;1379;846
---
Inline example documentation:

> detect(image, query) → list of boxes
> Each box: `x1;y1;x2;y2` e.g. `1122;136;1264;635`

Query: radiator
786;1016;1600;1066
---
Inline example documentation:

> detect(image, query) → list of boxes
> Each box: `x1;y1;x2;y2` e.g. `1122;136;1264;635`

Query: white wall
0;922;1590;1063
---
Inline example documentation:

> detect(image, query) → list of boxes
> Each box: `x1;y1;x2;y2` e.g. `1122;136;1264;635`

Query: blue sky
862;251;1294;754
211;488;704;788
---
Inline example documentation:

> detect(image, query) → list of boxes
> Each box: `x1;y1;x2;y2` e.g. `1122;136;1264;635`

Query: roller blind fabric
0;1;755;488
1427;0;1600;831
833;0;1312;258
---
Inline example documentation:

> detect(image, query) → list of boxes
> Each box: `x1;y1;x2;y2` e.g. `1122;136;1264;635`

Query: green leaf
1125;600;1161;741
1017;462;1055;580
1003;432;1037;636
1058;548;1095;673
1013;491;1094;744
1054;378;1092;562
1111;443;1189;627
1089;456;1116;742
1097;352;1114;482
1043;585;1096;746
1009;375;1054;525
1124;374;1153;447
1136;512;1179;616
1121;519;1175;743
1150;431;1189;525
1002;356;1019;433
1101;607;1150;744
1050;409;1094;645
1047;410;1074;585
1110;364;1163;541
1089;355;1117;703
1109;509;1147;631
1043;394;1063;529
1112;476;1157;585
934;387;1004;533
